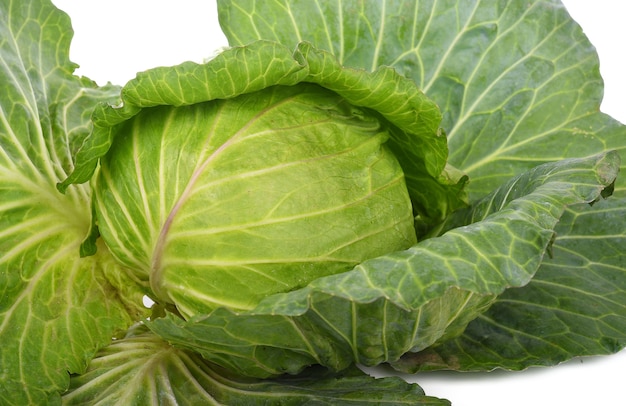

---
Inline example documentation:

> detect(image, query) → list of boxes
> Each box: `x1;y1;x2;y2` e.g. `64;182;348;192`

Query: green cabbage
2;0;625;404
95;84;419;313
59;40;468;316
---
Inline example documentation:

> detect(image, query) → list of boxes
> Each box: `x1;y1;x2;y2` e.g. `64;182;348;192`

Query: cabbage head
61;40;467;317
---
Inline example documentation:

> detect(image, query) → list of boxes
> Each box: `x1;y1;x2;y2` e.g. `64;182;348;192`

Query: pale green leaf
0;1;147;403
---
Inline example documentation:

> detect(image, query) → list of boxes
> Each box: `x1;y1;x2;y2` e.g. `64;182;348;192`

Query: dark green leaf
392;197;626;372
217;0;626;198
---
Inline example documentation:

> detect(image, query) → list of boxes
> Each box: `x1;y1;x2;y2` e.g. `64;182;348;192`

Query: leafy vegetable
217;0;626;373
0;0;624;405
59;40;467;315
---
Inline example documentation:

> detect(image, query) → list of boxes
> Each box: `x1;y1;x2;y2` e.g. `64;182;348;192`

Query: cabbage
2;1;625;404
60;40;468;316
95;84;418;314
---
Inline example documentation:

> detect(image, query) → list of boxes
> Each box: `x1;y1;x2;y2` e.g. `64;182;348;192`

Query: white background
51;1;625;405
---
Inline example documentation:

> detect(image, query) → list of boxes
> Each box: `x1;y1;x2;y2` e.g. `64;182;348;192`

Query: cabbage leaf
218;0;625;194
0;1;147;404
58;40;467;224
393;198;626;372
62;324;449;406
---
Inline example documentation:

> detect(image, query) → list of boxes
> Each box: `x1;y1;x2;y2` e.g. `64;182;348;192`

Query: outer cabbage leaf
217;0;625;197
146;151;617;378
392;197;626;372
59;40;467;225
62;324;449;406
217;0;626;370
0;1;147;404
